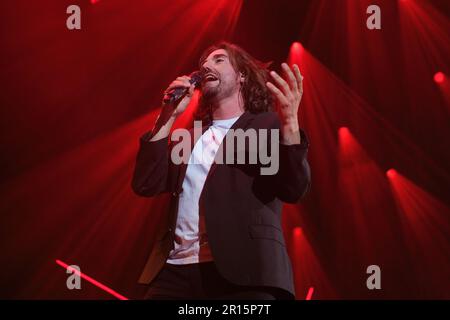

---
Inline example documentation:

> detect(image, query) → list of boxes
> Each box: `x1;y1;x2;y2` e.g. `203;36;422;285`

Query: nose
201;57;217;72
200;65;212;75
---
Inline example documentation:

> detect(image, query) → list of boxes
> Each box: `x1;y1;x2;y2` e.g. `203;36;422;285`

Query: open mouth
203;73;219;83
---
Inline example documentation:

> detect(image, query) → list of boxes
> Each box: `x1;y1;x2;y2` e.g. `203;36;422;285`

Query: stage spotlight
291;41;304;51
338;127;350;135
386;169;397;179
434;72;445;84
293;227;302;237
288;42;304;66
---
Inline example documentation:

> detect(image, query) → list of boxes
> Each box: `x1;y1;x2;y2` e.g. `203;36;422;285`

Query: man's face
200;49;241;100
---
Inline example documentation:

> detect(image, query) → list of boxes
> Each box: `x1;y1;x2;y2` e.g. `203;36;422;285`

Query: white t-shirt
166;115;241;265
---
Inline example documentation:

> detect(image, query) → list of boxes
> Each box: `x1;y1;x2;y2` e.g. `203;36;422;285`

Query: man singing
132;42;311;300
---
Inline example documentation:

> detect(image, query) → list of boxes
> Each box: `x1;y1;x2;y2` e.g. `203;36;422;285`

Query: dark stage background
1;0;449;299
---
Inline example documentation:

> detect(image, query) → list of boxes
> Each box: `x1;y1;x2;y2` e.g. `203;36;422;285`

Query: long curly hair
194;42;274;125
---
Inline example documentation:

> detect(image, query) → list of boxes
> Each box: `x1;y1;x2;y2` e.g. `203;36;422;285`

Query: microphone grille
190;70;204;87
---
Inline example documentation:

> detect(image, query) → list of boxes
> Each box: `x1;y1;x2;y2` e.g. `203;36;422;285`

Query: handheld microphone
163;70;204;105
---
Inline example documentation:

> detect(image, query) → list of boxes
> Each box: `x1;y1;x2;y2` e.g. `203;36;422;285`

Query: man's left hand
266;63;304;145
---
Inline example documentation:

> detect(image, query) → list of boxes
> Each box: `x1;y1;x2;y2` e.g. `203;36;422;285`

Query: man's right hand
148;75;196;142
162;75;196;118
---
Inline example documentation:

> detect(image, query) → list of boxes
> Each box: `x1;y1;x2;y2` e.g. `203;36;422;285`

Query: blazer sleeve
275;130;311;203
131;131;171;197
263;115;311;203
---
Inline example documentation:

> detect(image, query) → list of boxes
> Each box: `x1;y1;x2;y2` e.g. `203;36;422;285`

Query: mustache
200;68;219;78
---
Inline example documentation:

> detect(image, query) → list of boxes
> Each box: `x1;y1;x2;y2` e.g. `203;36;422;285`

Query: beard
201;81;221;101
201;77;236;103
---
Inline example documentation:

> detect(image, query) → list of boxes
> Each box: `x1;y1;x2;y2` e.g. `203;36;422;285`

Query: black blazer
131;111;311;299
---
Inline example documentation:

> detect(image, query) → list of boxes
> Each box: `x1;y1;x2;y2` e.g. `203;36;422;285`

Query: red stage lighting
291;41;304;53
288;42;304;66
386;168;397;179
434;72;445;84
338;127;350;139
305;286;314;300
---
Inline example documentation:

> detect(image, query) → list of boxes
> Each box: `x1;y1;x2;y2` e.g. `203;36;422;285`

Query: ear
239;71;246;83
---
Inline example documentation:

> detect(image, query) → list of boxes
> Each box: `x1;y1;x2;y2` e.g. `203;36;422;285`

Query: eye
216;58;224;63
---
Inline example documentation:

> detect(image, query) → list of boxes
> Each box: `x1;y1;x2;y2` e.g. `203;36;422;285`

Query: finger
177;75;191;79
281;63;298;92
172;79;189;87
293;64;303;93
187;84;195;97
269;70;291;97
166;80;189;92
266;81;289;107
176;76;191;87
